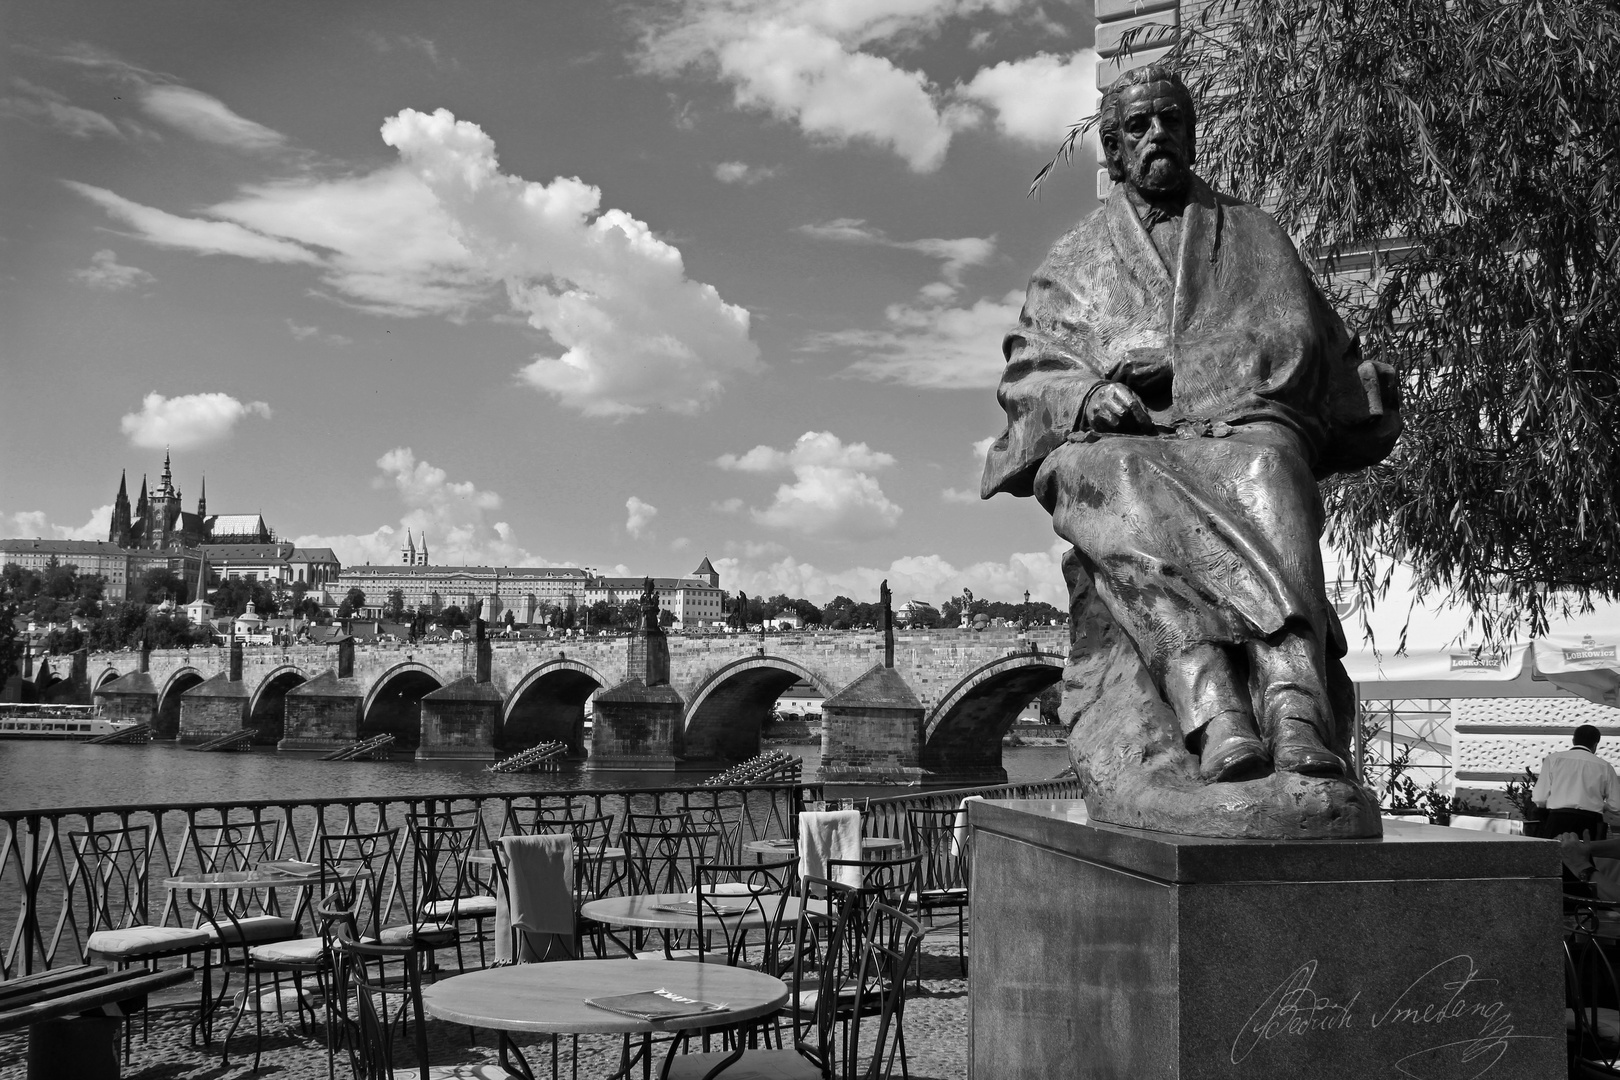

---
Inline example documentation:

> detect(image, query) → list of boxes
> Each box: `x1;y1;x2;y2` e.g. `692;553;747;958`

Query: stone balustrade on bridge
62;627;1072;785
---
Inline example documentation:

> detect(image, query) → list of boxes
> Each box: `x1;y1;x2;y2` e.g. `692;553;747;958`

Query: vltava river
0;740;1072;811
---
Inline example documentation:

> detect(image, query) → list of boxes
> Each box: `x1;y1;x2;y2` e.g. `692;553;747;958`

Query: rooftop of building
0;538;129;555
199;543;339;563
343;565;591;578
587;575;720;590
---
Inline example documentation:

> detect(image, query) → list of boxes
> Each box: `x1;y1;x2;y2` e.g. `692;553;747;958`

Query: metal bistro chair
663;894;921;1080
383;817;483;975
72;825;213;1061
621;823;722;960
681;796;748;865
905;808;969;974
188;819;303;1050
237;827;400;1075
1566;926;1620;1074
330;936;517;1080
653;856;798;968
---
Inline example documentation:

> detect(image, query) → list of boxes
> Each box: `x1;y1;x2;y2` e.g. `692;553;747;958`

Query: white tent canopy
1327;554;1620;708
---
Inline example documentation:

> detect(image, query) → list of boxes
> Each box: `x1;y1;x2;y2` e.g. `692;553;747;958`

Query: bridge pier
589;592;689;772
417;678;500;760
178;641;250;745
819;664;926;784
96;675;157;725
279;672;362;751
177;673;250;744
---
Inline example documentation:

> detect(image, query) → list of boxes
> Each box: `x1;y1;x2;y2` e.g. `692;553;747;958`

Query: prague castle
108;451;272;550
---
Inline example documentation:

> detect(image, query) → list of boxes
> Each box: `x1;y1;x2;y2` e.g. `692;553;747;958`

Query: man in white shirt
1532;724;1620;839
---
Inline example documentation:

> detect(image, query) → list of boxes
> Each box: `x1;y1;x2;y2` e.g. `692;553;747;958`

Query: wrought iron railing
0;776;1085;979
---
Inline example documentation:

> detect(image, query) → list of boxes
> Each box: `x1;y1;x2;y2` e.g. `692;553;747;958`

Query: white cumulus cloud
635;1;1091;172
956;49;1099;147
381;108;761;416
293;448;555;568
4;505;114;543
72;249;153;291
119;392;272;450
625;496;659;539
717;431;902;540
712;538;1071;608
69;106;760;416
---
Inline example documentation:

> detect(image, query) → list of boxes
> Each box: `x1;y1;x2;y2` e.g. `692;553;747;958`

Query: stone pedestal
588;680;685;771
417;677;500;760
819;664;925;783
968;799;1563;1080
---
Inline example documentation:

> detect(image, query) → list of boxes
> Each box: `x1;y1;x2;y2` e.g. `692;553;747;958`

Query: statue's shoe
1272;718;1346;777
1199;713;1271;783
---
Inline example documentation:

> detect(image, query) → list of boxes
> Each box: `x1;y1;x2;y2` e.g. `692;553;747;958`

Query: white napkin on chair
798;810;862;889
494;833;573;962
952;795;985;857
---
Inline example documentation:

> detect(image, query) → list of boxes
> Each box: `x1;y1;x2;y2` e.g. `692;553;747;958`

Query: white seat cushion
378;923;459;946
202;915;299;944
663;1048;822;1080
427;1065;520;1080
421;896;498;918
249;936;328;965
87;924;210;958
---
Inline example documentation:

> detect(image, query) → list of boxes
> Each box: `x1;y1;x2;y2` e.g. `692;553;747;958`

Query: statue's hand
1111;348;1173;391
1083;382;1154;434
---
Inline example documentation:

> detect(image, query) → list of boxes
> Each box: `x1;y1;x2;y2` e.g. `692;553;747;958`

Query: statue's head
1099;64;1196;197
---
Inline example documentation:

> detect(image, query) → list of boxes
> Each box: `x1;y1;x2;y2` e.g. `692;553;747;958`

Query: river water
0;740;1072;812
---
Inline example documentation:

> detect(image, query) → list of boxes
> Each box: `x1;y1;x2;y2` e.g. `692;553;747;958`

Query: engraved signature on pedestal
1230;955;1554;1079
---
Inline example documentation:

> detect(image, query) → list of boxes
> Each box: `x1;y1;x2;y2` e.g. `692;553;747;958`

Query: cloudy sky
0;0;1108;607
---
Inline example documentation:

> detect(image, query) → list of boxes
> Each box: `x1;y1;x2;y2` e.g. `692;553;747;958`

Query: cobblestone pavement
0;934;969;1080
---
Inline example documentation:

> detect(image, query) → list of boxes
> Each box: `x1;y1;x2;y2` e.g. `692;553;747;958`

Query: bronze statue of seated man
983;65;1400;837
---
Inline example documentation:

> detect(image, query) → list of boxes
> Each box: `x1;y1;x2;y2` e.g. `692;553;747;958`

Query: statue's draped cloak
983;177;1398;677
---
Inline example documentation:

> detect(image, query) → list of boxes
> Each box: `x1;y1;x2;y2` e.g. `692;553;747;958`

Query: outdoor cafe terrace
0;776;1082;1080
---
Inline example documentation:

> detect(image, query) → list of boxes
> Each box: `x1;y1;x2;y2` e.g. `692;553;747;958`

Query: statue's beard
1129;152;1189;197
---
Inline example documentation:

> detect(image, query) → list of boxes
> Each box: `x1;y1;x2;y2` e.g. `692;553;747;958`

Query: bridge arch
922;650;1066;778
94;667;121;689
683;656;836;764
360;662;445;752
501;659;605;756
247;666;307;745
154;667;205;738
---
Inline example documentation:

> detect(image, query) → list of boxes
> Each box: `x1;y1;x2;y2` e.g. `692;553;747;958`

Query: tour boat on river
0;704;140;740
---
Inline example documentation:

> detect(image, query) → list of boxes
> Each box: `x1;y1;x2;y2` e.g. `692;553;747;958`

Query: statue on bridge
983;65;1401;838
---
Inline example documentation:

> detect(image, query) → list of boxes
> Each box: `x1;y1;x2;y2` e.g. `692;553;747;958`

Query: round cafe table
420;958;787;1035
741;836;904;860
580;893;804;936
421;959;789;1080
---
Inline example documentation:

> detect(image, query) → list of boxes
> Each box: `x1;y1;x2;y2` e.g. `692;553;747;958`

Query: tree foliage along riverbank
1038;0;1620;644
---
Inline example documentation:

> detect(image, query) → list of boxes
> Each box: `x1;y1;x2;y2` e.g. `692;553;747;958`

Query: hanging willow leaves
1038;0;1620;644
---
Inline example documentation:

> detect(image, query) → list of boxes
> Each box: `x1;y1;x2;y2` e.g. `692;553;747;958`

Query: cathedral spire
136;474;149;519
197;475;207;517
110;470;132;546
160;449;174;497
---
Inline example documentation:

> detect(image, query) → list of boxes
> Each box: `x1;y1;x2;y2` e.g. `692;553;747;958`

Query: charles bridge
33;627;1070;784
